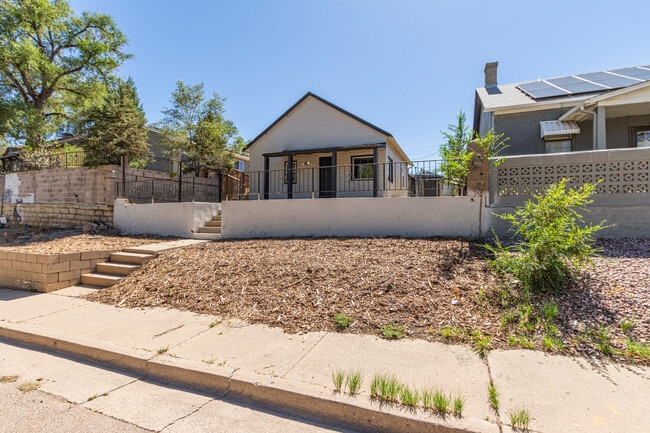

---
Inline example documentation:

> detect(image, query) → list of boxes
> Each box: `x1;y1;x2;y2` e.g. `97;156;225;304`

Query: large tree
0;0;130;148
157;81;243;175
439;110;473;194
81;78;149;166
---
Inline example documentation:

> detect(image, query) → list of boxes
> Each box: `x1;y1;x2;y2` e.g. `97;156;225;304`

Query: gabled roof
244;92;393;151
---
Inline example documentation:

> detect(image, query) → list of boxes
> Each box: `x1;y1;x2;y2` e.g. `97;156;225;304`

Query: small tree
486;179;606;292
82;78;150;166
439;110;473;194
157;81;242;175
470;129;508;236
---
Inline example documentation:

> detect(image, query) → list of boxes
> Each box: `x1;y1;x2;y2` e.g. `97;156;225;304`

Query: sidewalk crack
281;331;328;378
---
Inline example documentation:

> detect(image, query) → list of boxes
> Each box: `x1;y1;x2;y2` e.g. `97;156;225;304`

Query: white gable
250;96;388;155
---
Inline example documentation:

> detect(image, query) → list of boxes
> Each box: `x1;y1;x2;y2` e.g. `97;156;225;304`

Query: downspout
580;106;598;150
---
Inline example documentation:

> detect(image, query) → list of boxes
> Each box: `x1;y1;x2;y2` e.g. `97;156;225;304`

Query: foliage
378;322;406;339
0;0;130;147
587;325;620;356
453;394;465;416
471;330;491;358
399;385;419;407
439;110;473;193
156;81;243;174
487;381;499;411
331;369;344;392
369;373;400;402
486;179;606;292
624;337;650;359
345;371;363;394
81;78;149;166
508;408;533;431
620;319;635;333
333;314;353;329
430;389;450;413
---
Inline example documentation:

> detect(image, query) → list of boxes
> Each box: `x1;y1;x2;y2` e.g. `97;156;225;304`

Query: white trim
559;81;650;121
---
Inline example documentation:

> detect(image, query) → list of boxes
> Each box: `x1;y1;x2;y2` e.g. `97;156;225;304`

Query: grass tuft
487;381;499;411
370;373;400;402
431;389;450;413
471;330;491;358
0;375;19;383
399;385;419;407
453;394;465;416
588;325;621;356
624;337;650;359
541;300;558;322
345;371;363;395
543;335;565;352
157;346;169;355
331;369;345;392
439;325;462;340
621;319;635;333
333;314;353;329
378;322;406;340
18;381;41;392
508;408;533;431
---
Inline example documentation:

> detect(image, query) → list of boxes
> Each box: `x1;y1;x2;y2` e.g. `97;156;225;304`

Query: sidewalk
0;286;648;433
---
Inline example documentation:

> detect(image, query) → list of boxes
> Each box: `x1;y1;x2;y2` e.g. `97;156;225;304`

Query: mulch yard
0;227;176;253
87;237;649;364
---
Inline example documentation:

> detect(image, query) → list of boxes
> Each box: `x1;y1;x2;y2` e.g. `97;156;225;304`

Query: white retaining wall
113;200;220;237
221;196;488;238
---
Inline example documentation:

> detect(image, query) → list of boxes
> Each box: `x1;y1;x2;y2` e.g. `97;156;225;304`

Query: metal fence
1;150;96;173
232;160;465;200
116;178;221;204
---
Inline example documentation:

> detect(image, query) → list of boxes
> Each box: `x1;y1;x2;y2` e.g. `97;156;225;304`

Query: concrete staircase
81;250;155;288
190;213;221;240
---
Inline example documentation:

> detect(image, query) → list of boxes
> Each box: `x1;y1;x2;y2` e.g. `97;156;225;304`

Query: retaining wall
113;200;221;237
0;249;112;292
2;203;113;229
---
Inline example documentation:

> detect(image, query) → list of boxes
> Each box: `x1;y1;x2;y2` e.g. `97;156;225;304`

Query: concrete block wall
0;250;112;292
3;203;113;229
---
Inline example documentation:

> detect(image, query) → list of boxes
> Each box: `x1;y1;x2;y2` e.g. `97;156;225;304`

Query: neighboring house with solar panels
473;62;650;155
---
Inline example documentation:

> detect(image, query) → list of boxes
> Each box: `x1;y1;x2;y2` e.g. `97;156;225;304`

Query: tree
157;81;242;175
439;110;473;195
81;78;149;166
0;0;130;148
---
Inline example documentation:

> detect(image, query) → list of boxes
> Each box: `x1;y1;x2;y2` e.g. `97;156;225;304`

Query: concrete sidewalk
0;286;648;433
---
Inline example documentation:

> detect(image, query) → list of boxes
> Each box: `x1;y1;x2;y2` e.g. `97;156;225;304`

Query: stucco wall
113;200;220;237
221;196;487;238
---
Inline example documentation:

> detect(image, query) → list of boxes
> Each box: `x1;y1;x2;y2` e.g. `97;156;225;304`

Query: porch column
263;155;270;200
372;147;379;197
287;154;293;199
331;151;337;198
597;106;607;150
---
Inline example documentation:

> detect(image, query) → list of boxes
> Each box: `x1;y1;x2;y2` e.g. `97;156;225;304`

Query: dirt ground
87;237;649;364
0;227;176;254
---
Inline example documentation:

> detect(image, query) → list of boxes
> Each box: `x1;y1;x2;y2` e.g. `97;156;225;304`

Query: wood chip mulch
0;228;176;254
86;237;649;364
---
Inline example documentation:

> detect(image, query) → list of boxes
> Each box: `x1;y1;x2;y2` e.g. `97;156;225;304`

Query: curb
0;322;497;433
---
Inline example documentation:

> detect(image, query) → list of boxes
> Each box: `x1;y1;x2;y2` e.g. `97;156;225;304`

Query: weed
476;288;490;315
588;326;621;356
208;321;220;328
331;370;345;392
432;389;451;413
471;330;491;358
621;319;635;333
87;393;107;401
345;371;363;395
543;336;565;352
333;314;353;329
157;346;169;354
379;322;406;340
501;310;517;328
453;394;465;416
439;325;462;340
517;335;535;349
624;337;650;359
544;323;558;337
18;381;41;392
508;408;533;431
399;385;419;407
202;358;218;365
421;389;433;410
541;300;558;322
508;335;518;346
487;381;499;411
370;373;400;402
0;375;19;383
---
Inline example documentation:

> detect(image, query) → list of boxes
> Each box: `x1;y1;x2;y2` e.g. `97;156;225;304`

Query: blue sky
70;0;649;160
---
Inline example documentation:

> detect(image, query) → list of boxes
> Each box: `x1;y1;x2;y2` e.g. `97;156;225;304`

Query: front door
319;157;334;198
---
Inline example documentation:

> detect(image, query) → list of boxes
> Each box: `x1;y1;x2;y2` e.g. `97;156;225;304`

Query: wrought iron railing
116;178;221;203
230;160;465;200
1;150;99;172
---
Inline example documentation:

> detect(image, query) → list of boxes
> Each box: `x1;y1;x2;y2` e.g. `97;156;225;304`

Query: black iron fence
1;150;97;172
231;160;465;200
116;178;221;203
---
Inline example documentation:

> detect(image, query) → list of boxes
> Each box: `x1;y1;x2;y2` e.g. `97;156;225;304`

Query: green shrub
486;179;606;292
379;322;406;340
333;314;353;329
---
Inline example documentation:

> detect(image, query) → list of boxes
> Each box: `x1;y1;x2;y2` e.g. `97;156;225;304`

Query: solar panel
517;81;568;99
516;65;650;100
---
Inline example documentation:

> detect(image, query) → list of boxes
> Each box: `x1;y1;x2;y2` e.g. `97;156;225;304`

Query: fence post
287;155;293;199
178;160;182;202
151;180;154;202
263;156;269;200
218;170;223;203
192;177;195;201
311;167;315;199
372;147;379;197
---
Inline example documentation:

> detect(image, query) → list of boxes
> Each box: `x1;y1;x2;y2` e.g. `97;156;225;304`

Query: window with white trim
545;139;572;154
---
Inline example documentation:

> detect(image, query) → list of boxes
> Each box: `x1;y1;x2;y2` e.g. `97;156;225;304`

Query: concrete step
81;273;123;288
212;215;221;221
110;252;154;265
199;226;221;233
205;220;221;227
190;232;221;240
96;262;140;276
123;240;205;254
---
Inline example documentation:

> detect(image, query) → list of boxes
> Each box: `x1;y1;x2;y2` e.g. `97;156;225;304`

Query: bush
486;179;605;292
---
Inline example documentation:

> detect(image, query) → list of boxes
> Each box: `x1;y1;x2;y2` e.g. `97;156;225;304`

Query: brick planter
0;250;113;293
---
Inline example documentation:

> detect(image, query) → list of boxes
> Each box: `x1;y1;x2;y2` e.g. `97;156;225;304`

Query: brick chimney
484;62;498;88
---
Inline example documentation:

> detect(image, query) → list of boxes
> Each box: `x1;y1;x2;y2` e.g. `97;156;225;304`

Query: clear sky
69;0;649;160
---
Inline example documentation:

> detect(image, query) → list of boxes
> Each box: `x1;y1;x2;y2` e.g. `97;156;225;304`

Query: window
352;156;375;180
632;127;650;148
233;161;243;171
545;139;572;154
387;157;394;183
283;160;296;184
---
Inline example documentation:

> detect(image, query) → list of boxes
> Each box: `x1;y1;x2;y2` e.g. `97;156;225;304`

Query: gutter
579;106;598;150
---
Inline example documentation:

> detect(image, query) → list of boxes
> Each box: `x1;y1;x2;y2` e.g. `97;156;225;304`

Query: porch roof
262;143;386;158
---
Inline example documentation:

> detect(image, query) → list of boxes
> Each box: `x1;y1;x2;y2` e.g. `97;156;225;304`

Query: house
244;92;411;199
473;62;650;155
